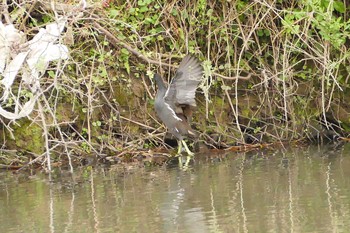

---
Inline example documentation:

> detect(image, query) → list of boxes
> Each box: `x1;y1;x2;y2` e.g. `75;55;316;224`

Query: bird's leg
177;140;194;169
181;140;194;156
177;140;183;154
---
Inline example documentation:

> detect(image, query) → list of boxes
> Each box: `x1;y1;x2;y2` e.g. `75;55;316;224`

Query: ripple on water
1;145;350;232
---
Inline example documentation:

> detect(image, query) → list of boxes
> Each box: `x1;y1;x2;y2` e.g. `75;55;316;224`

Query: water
1;144;350;232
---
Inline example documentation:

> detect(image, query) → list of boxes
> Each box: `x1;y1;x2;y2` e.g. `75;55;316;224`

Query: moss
113;84;130;107
56;102;83;123
6;119;44;155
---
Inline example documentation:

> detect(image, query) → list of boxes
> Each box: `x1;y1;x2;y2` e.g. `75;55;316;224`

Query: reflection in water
239;157;248;233
288;158;295;233
49;173;54;233
1;144;350;232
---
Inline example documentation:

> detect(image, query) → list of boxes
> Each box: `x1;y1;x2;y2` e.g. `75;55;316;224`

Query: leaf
124;61;130;74
178;28;184;40
333;1;345;13
110;9;119;18
221;85;231;91
137;0;145;6
257;29;264;37
48;70;55;78
171;9;178;16
129;7;136;14
121;48;130;55
264;29;270;36
139;6;148;13
321;0;330;10
145;17;154;24
157;35;163;41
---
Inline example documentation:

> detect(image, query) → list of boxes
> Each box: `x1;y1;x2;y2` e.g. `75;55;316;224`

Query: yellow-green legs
177;140;194;156
177;140;194;169
177;140;183;154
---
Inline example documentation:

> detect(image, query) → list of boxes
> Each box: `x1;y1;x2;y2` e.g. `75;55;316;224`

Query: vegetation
0;0;349;170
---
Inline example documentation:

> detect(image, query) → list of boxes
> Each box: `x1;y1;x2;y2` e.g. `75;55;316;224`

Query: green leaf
124;62;130;74
221;85;231;91
109;9;119;18
48;70;55;78
93;121;102;127
178;28;184;40
257;29;264;37
121;48;129;55
171;9;178;16
129;7;136;13
321;0;330;10
138;0;145;6
334;1;345;13
145;17;154;24
140;6;148;13
264;29;270;36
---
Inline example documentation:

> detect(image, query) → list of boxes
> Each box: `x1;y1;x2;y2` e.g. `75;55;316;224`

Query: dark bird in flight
154;55;204;155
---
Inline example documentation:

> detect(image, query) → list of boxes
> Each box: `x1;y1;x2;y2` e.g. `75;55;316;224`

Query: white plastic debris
0;23;25;74
0;94;38;120
0;18;69;120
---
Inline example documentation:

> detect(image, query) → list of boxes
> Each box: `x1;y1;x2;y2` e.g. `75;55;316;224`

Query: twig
1;0;11;24
16;144;60;171
119;115;156;130
92;21;250;80
93;21;173;67
96;86;155;130
38;100;51;171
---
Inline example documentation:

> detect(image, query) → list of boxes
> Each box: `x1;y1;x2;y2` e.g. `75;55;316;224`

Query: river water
1;144;350;232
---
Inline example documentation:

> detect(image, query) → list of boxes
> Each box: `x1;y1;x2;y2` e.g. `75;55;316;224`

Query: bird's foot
181;140;195;156
185;150;194;156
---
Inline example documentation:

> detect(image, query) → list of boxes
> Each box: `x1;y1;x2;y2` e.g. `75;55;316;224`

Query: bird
154;55;204;155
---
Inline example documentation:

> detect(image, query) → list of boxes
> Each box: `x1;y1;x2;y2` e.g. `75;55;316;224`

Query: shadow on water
1;143;350;232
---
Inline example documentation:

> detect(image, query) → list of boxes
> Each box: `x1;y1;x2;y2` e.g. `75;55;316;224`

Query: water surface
1;144;350;232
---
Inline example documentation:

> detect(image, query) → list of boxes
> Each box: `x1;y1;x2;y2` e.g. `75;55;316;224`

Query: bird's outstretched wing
164;55;203;108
